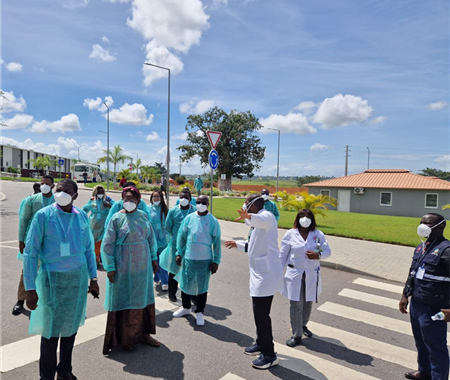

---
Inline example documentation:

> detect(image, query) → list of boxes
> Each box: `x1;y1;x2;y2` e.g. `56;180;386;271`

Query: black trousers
252;296;275;357
182;291;207;313
168;272;178;299
39;333;77;380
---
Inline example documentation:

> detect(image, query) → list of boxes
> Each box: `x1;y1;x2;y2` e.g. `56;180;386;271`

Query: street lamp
103;102;110;191
267;128;281;193
367;147;370;170
132;152;139;175
144;62;170;207
77;144;86;160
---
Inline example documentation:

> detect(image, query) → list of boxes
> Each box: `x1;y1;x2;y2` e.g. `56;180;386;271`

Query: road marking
338;288;399;309
0;296;179;373
1;240;19;244
318;302;450;342
275;342;381;380
307;321;416;369
218;374;246;380
0;245;18;249
352;278;403;294
0;192;5;201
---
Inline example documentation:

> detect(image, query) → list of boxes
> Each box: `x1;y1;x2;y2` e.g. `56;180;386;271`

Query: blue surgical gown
174;197;197;206
104;198;149;232
23;204;97;339
82;198;115;242
264;200;280;221
148;204;168;249
175;212;221;295
159;205;196;275
101;210;158;312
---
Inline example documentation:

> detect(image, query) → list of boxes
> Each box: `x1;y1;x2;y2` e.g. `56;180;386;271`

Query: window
425;193;438;209
320;190;330;197
74;165;88;172
380;192;392;206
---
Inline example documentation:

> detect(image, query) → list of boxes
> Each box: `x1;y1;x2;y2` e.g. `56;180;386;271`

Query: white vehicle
73;163;100;183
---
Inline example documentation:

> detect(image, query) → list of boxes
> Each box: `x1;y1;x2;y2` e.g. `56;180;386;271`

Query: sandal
141;335;161;347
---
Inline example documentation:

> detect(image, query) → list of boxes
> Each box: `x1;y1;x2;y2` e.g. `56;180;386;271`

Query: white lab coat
279;228;331;302
236;209;283;297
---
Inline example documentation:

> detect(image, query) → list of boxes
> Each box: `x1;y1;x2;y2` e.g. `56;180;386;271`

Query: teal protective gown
194;178;204;191
264;200;280;221
18;192;55;260
174;197;197;206
174;212;222;295
148;204;168;249
159;204;196;275
23;204;97;339
104;198;149;231
101;210;158;312
82;198;115;242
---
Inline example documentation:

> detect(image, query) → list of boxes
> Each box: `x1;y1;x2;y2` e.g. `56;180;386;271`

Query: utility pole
179;158;182;176
366;147;370;170
344;145;349;176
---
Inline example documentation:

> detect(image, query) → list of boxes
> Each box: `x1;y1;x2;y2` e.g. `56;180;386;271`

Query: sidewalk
218;219;412;284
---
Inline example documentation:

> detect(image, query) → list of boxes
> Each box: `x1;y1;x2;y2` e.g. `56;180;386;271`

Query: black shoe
286;336;301;347
12;301;24;316
303;326;313;338
244;343;261;356
404;371;432;380
57;373;78;380
252;353;279;369
169;295;177;303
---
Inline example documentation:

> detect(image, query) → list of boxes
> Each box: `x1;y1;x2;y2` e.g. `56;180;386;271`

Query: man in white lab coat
225;194;283;370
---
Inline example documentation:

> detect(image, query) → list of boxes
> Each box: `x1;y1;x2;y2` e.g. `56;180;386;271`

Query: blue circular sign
209;149;219;170
58;159;65;165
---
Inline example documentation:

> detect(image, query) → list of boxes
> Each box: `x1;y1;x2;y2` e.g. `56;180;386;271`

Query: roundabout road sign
209;149;219;170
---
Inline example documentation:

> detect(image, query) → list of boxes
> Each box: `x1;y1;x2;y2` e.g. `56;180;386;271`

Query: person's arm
318;231;331;260
82;213;97;279
23;211;44;291
165;209;174;235
101;216;118;273
272;201;280;221
399;253;416;314
235;240;248;252
18;197;32;244
247;212;271;230
176;218;188;259
212;220;222;265
82;200;92;215
279;232;291;269
104;201;120;230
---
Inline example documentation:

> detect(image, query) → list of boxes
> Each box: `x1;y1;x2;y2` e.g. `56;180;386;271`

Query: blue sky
1;0;449;177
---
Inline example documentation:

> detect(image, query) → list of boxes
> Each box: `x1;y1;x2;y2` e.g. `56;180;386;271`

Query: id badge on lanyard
56;211;75;258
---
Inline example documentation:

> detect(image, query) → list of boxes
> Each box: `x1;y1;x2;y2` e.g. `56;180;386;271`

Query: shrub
7;167;21;174
175;175;186;185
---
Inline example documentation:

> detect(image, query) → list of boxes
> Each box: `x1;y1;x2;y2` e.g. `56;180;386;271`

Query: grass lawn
1;177;64;182
211;198;446;247
233;179;298;188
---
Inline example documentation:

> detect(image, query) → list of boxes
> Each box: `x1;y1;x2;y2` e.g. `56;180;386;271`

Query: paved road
0;180;442;380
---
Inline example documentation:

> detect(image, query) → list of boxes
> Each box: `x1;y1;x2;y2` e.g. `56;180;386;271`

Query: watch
91;277;98;281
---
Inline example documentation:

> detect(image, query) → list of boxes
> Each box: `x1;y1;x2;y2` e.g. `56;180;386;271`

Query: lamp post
367;147;370;170
132;152;139;175
144;62;170;207
267;128;281;193
77;144;86;160
103;102;110;191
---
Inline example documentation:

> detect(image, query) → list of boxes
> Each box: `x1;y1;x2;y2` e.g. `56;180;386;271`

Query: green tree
154;162;166;177
419;168;450;181
141;166;161;184
275;191;338;218
97;145;131;184
132;158;142;175
296;175;331;187
443;204;450;210
177;107;265;191
28;156;51;176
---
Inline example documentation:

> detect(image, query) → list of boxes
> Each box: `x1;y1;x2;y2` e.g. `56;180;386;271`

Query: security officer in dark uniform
399;213;450;380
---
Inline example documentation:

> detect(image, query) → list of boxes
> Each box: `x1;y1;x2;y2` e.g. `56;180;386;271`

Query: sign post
58;159;64;179
206;131;221;214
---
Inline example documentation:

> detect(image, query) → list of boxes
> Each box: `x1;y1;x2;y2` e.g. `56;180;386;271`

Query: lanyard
55;209;75;243
414;238;437;271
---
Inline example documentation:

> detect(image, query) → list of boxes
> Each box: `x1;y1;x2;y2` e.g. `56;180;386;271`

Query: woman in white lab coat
279;209;331;347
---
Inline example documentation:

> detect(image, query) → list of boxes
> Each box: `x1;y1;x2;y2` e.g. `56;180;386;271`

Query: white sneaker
161;284;168;291
196;312;205;326
173;307;192;318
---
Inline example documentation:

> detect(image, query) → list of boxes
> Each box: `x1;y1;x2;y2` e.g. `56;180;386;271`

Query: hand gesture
19;241;25;254
225;241;237;249
26;290;38;310
89;280;100;299
440;309;450;322
305;250;320;260
152;260;159;274
399;294;409;314
210;262;219;274
235;208;250;222
107;271;116;284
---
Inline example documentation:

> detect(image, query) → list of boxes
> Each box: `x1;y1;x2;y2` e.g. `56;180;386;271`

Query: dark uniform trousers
252;295;275;357
40;333;76;380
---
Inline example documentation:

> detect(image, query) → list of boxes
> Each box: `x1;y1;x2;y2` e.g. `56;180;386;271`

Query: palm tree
97;145;131;184
275;190;338;218
132;158;142;176
28;156;51;177
141;166;160;184
443;204;450;210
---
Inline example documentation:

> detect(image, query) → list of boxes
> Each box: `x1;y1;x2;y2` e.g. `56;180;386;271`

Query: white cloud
1;114;34;130
173;131;188;140
89;44;116;62
0;136;60;156
313;94;373;129
108;103;154;125
369;116;386;124
260;113;317;135
127;0;210;86
0;58;4;65
101;35;110;43
428;100;449;111
83;96;113;111
1;90;27;113
146;131;160;141
179;99;215;114
29;114;81;134
292;101;316;115
435;155;450;170
5;62;23;72
310;143;329;153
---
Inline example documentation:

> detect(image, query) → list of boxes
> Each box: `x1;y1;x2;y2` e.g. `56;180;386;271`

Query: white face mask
417;219;445;239
197;204;208;213
123;201;137;212
179;198;189;207
153;200;161;206
299;217;312;228
54;191;73;207
40;184;52;194
243;196;263;213
97;194;104;199
262;194;269;201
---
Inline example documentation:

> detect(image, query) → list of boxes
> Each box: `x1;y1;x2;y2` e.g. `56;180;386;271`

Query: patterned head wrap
122;186;141;202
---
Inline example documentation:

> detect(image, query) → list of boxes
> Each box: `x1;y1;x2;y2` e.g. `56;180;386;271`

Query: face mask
153;200;161;206
123;201;137;212
41;184;52;194
97;194;104;199
197;204;208;213
262;194;269;201
299;217;312;228
54;191;73;207
243;196;263;213
179;198;189;207
417;219;446;239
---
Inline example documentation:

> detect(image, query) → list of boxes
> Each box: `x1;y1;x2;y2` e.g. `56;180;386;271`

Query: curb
0;192;5;201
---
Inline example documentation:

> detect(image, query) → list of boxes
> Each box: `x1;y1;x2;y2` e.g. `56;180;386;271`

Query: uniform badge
432;249;439;255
